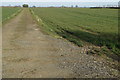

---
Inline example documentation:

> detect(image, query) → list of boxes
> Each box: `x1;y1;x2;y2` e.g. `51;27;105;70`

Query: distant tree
103;5;106;8
107;4;111;7
9;4;11;7
23;4;29;8
75;5;78;8
33;6;36;8
71;5;73;8
61;5;66;8
119;1;120;7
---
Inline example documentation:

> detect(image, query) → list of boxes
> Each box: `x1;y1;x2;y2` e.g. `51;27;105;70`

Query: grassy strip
29;8;62;38
31;8;119;57
2;8;22;24
30;8;83;46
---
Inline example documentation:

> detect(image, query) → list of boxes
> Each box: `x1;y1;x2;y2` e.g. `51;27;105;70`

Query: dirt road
2;9;119;78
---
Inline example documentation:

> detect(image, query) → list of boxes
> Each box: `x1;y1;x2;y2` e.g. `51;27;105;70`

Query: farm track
2;8;119;78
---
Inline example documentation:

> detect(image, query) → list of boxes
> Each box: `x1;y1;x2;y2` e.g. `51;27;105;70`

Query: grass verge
2;8;22;25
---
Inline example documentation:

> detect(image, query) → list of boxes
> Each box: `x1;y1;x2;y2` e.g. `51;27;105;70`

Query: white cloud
2;0;120;2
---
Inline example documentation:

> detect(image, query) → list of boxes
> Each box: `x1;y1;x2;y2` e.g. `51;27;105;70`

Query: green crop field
31;8;119;56
2;7;21;22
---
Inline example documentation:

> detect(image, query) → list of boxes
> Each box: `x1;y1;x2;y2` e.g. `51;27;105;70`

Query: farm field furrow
2;7;21;22
31;8;119;56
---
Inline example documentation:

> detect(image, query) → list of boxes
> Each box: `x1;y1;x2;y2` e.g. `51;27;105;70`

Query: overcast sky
1;0;119;7
1;0;120;2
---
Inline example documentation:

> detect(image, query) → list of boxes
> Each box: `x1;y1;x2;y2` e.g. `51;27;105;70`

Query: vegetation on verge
31;8;119;57
2;7;21;22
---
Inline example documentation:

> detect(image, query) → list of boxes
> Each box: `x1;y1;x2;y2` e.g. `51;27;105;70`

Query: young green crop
2;7;21;22
31;8;119;55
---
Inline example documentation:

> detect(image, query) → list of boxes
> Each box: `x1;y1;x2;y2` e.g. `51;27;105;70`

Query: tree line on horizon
2;4;119;8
